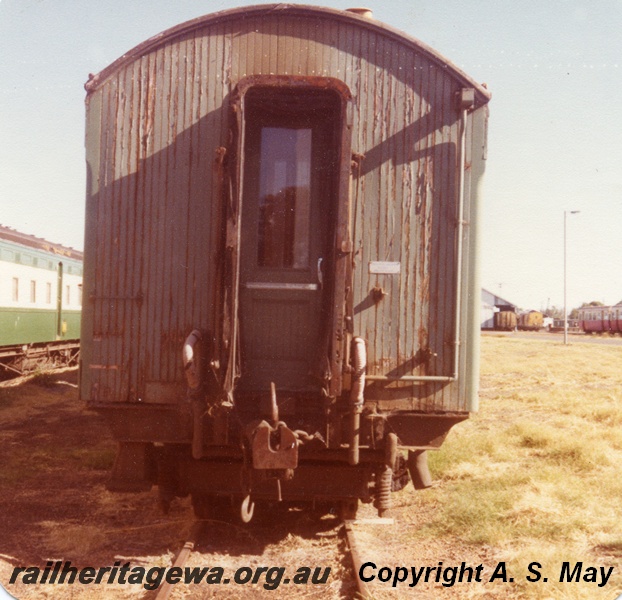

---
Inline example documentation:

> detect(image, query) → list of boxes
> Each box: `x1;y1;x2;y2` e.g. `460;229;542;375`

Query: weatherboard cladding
83;6;487;411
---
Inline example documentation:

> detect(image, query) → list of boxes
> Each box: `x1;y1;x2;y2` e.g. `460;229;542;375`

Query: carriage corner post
80;4;490;522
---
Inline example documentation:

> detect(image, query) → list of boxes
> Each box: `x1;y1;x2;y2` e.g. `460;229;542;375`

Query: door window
257;127;312;269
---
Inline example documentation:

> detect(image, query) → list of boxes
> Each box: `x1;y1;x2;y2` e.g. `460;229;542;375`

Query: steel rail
151;521;204;600
343;520;371;599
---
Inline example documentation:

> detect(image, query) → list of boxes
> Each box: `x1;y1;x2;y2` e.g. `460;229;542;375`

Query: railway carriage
578;305;622;335
80;5;491;520
0;225;82;375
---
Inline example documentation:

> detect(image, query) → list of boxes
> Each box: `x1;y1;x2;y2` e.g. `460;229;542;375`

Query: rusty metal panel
343;28;467;412
82;6;490;414
85;33;224;402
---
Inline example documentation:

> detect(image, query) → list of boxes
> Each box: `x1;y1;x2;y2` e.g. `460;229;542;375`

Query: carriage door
238;86;340;392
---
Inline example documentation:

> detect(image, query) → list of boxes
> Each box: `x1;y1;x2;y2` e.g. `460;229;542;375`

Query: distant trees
543;306;564;319
543;302;604;320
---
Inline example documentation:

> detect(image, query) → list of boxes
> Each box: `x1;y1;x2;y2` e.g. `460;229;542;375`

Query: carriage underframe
97;401;467;521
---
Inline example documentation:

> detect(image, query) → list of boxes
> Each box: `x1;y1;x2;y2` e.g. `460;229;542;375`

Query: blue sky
1;0;620;311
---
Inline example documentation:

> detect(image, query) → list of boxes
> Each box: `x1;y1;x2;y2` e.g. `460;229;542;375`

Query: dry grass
1;338;622;599
393;334;622;599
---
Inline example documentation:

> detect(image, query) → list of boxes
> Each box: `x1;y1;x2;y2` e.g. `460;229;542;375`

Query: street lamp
564;210;580;345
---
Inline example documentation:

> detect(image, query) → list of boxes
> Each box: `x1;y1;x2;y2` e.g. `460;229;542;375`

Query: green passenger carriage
0;225;82;375
80;5;491;520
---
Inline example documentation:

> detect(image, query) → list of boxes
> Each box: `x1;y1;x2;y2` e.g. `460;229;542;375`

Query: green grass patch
30;370;61;388
68;447;116;470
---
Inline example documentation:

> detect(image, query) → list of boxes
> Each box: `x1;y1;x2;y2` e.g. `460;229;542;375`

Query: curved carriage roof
0;224;83;261
85;3;491;105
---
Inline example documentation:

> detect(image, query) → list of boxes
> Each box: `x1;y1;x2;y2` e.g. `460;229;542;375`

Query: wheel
339;499;359;521
158;487;175;514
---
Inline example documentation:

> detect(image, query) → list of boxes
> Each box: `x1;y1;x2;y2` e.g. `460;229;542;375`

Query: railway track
343;519;372;599
145;513;392;600
150;521;205;600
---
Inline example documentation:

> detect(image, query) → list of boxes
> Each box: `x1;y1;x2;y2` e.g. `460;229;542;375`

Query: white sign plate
369;261;401;274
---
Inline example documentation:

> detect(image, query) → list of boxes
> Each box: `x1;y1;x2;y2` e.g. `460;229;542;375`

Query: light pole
564;210;580;345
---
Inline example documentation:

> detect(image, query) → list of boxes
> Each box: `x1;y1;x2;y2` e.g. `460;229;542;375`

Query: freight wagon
517;310;544;331
493;310;517;332
80;4;491;521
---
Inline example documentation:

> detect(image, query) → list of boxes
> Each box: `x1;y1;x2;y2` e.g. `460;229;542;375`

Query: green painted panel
0;308;81;345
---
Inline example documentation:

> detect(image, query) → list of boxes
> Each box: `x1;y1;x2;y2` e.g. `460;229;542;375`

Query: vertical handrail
452;89;475;379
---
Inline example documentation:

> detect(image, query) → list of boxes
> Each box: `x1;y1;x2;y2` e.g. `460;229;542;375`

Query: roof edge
85;3;491;104
0;225;83;261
